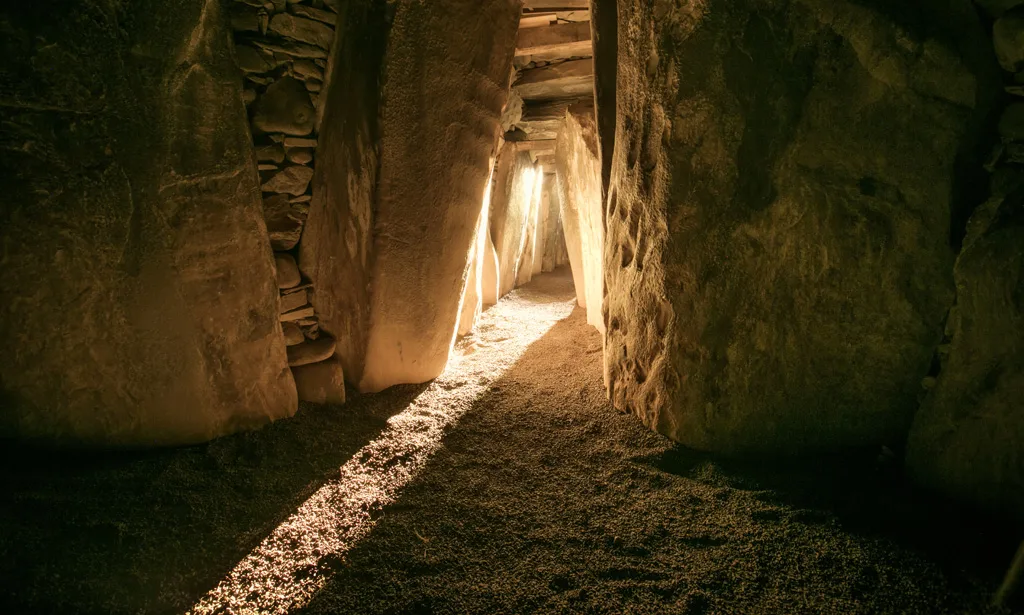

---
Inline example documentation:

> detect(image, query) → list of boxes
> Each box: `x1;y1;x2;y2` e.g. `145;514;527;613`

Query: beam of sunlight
188;288;575;615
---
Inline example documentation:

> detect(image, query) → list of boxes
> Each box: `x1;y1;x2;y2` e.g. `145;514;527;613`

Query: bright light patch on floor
188;286;575;615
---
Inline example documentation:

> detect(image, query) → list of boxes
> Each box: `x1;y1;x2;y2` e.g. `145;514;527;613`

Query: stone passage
230;0;345;404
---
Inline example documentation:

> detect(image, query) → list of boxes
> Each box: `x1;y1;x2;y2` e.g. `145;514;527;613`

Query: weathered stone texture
491;146;541;299
601;0;992;453
299;0;384;385
358;0;520;392
907;190;1024;519
0;0;296;446
555;107;604;333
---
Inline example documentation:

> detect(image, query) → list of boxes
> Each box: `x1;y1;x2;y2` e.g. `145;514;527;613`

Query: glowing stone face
189;285;575;615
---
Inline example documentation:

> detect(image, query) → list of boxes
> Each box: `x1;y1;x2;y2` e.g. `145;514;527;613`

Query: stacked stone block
230;0;345;404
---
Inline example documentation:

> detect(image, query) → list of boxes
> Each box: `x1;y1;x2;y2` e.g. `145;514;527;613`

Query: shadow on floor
296;308;1022;615
644;445;1022;585
2;297;1020;615
0;382;428;615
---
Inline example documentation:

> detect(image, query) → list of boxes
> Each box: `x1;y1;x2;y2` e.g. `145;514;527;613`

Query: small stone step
280;288;308;313
281;321;305;346
280;306;315;322
287;336;336;366
292;354;346;404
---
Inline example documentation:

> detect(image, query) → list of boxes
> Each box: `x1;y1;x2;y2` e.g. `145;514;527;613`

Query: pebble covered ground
1;269;1020;614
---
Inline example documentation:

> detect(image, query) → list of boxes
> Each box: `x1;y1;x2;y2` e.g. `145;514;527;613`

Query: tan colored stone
251;77;315;136
280;288;308;313
334;0;520;393
292;355;346;405
298;0;380;387
284;136;318;148
0;0;297;447
275;253;301;288
599;0;992;454
263;194;306;250
269;13;333;49
262;165;314;195
286;148;314;164
256;143;286;163
555;108;603;331
291;4;337;26
490;146;539;299
287;337;337;366
282;322;305;346
280;306;315;322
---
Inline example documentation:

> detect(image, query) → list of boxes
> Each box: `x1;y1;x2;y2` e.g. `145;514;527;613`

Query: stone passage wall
599;0;995;454
229;0;345;404
299;0;384;388
0;0;297;446
357;0;521;393
907;0;1024;519
491;145;543;299
555;106;604;334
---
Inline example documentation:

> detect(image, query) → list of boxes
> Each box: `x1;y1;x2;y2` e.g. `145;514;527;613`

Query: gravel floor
1;268;1021;615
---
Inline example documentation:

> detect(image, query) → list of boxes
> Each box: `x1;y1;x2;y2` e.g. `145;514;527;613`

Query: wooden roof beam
516;21;592;58
514;59;594;100
523;0;589;11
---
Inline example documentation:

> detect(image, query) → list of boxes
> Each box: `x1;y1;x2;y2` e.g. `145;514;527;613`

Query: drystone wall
0;0;297;446
230;0;346;404
599;0;996;454
907;0;1024;519
555;107;605;333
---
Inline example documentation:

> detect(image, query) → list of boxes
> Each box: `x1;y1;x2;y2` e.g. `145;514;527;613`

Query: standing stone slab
907;191;1024;518
0;0;296;447
555;108;604;332
358;0;520;392
491;146;540;299
300;0;384;385
599;0;994;453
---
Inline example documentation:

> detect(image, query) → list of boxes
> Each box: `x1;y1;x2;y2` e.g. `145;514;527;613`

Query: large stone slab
358;0;520;392
299;0;383;385
515;170;543;288
907;190;1024;518
491;145;541;298
0;0;296;447
599;0;995;453
555;107;604;332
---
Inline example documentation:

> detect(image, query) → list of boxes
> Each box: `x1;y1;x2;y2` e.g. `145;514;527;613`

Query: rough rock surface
292;354;346;405
515;171;543;289
264;194;307;250
481;231;501;306
458;197;491;337
491;146;540;299
262;165;314;196
250;77;316;136
287;337;337;367
540;179;562;272
599;0;994;453
555;107;604;333
556;172;587;309
275;253;302;289
907;189;1024;519
0;0;296;446
357;0;520;392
